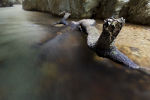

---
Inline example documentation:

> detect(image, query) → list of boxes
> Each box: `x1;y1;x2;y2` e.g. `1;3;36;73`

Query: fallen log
53;11;71;26
40;12;144;69
51;12;140;69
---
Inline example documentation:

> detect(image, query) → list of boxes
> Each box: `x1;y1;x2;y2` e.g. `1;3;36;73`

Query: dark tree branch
76;18;139;69
53;11;71;25
96;17;125;50
51;12;140;69
96;46;140;69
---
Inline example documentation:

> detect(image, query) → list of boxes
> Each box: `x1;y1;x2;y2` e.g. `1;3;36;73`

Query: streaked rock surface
125;0;150;25
0;0;13;7
22;0;150;25
23;0;100;18
0;0;22;7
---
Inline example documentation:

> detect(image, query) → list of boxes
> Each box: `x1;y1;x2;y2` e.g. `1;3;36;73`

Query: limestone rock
22;0;129;19
0;0;22;7
22;0;37;10
95;0;129;19
22;0;100;18
14;0;22;4
0;0;13;7
22;0;150;25
126;0;150;25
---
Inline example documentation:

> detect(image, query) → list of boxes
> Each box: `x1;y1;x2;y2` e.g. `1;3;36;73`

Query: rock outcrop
0;0;22;7
124;0;150;25
0;0;13;7
95;0;129;19
22;0;150;25
23;0;100;18
14;0;22;4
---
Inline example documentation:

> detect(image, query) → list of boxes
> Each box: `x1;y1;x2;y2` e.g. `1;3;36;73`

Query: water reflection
0;5;150;100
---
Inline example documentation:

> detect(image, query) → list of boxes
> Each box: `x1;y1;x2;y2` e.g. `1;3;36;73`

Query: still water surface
0;5;150;100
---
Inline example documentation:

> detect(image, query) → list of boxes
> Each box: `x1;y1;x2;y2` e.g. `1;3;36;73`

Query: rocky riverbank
22;0;150;25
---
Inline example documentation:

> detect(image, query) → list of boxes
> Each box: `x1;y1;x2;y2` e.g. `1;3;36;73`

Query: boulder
95;0;130;19
126;0;150;25
96;0;150;25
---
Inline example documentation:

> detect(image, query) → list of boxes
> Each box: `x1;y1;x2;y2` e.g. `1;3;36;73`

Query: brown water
0;5;150;100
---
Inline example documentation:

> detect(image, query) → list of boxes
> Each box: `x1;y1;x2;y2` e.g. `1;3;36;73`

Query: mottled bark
96;17;125;50
78;17;139;69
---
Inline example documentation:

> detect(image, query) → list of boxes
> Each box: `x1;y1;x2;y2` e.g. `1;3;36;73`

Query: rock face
95;0;129;19
0;0;13;7
14;0;22;4
125;0;150;25
0;0;22;7
22;0;150;25
23;0;100;18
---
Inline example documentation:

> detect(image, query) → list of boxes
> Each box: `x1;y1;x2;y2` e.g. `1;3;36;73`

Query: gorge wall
0;0;22;7
22;0;150;25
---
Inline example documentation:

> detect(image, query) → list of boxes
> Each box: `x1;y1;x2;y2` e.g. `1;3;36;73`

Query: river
0;5;150;100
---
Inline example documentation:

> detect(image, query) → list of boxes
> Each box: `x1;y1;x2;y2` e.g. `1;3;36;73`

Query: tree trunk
48;13;141;69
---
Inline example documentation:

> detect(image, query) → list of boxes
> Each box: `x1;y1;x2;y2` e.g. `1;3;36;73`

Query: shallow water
0;5;150;100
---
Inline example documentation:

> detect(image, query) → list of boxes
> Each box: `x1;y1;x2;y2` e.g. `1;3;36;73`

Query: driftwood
38;12;145;69
53;11;71;25
52;12;140;69
78;18;140;69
